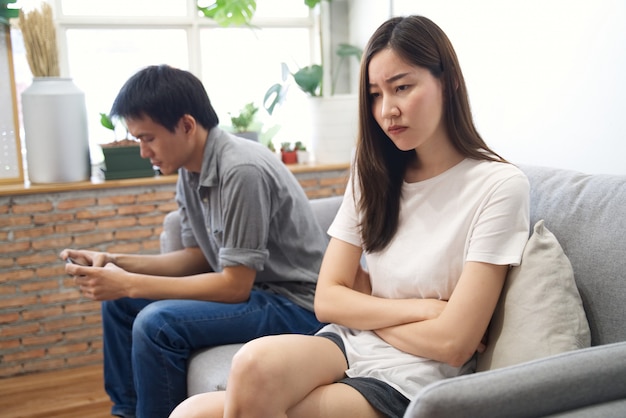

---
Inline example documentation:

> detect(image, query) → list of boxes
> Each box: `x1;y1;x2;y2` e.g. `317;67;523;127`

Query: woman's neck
404;143;464;183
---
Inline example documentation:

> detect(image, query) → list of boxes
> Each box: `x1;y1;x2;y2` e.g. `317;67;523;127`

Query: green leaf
263;83;285;116
292;64;323;96
100;113;115;130
303;0;322;9
197;0;256;27
229;101;258;132
259;124;281;147
0;0;19;25
336;43;362;60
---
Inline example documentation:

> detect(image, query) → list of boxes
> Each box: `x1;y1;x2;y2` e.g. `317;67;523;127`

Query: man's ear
180;114;196;135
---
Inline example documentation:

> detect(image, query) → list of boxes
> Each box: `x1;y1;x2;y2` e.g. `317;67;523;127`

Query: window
13;0;318;163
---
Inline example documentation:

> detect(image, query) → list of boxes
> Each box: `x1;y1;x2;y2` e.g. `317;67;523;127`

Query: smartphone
66;257;84;265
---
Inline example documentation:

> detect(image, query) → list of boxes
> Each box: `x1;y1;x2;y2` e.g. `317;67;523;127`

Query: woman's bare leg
169;391;225;418
224;334;348;418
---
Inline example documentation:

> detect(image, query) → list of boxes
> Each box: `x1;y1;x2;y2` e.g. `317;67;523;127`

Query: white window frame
50;0;319;82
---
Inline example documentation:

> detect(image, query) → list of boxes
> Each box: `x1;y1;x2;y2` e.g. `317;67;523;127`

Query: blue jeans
102;290;323;418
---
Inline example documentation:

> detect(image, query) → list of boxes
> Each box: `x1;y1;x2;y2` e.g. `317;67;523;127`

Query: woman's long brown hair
355;15;505;252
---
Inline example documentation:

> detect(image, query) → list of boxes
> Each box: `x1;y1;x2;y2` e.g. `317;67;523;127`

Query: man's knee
132;301;174;345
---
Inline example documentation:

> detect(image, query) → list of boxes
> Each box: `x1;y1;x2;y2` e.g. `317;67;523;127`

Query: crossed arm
314;238;508;367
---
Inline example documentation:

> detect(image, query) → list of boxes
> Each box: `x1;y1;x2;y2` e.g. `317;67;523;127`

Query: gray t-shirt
176;127;328;311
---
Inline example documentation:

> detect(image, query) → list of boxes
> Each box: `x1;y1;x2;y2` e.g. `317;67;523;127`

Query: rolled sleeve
219;248;270;271
218;164;272;271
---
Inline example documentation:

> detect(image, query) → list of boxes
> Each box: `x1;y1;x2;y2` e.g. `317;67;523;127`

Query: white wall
351;0;626;175
347;0;392;93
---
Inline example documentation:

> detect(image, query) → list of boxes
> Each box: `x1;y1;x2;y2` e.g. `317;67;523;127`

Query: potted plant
229;101;259;141
280;142;298;165
294;141;310;164
99;113;155;180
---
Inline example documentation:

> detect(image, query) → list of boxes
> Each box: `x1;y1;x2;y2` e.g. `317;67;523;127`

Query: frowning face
368;48;448;153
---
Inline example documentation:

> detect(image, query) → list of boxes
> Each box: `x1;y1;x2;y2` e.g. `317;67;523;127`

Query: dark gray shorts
317;332;410;418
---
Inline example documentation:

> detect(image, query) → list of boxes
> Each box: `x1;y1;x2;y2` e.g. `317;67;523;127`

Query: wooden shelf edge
0;162;350;197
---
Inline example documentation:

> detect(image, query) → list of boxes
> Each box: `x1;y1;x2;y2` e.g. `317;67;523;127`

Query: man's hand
72;263;130;301
60;249;114;268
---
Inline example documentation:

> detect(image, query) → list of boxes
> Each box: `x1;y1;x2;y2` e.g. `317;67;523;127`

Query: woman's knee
229;336;290;388
170;392;225;418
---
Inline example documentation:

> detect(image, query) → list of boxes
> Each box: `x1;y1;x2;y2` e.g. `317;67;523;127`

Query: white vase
307;94;358;164
21;77;91;183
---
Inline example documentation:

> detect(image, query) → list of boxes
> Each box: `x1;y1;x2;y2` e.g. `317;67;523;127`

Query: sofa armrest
405;342;626;418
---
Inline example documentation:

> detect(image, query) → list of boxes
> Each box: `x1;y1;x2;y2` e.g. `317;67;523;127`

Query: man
61;65;328;418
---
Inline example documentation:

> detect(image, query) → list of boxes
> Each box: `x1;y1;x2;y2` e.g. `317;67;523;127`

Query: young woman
170;15;530;418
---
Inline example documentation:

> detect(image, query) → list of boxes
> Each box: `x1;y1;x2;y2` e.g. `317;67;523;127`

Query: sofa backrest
160;196;344;255
161;167;625;346
519;164;626;346
309;196;343;233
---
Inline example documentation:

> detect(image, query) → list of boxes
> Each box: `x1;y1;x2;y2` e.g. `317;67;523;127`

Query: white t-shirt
318;158;530;398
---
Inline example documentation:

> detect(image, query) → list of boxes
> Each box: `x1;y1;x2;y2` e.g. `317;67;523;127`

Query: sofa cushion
187;344;242;395
519;165;626;346
477;220;591;371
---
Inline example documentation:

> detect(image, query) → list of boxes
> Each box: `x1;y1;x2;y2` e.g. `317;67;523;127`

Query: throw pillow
476;220;591;371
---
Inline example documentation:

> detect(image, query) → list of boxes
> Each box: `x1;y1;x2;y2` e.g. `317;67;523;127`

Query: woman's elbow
313;297;333;323
440;340;477;368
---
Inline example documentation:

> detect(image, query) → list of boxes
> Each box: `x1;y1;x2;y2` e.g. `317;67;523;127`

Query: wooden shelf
0;162;349;197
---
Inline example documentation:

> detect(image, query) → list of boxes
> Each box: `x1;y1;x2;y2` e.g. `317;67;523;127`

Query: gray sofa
159;164;626;417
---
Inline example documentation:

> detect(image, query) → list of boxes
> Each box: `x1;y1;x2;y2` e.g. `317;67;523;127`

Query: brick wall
0;167;348;378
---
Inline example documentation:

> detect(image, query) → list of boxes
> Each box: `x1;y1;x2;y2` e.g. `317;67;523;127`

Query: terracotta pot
281;151;298;164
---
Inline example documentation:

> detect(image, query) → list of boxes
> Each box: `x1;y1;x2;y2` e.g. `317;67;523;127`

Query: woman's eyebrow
369;72;410;88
